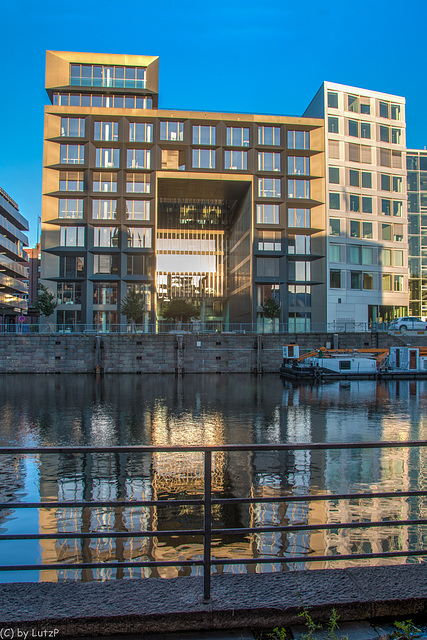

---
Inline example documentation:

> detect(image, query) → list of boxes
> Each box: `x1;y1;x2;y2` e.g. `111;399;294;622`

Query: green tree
34;284;57;318
161;299;200;324
121;289;145;330
261;297;281;320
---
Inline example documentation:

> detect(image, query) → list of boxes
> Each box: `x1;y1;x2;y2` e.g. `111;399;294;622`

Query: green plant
298;608;323;640
267;627;287;640
161;299;200;323
391;620;421;640
121;289;145;328
34;284;57;318
327;609;348;640
261;297;281;320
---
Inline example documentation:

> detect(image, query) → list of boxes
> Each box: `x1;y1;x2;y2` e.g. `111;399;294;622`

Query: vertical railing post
203;448;212;601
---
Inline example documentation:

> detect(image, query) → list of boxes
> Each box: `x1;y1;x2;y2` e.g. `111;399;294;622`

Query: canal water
0;374;427;582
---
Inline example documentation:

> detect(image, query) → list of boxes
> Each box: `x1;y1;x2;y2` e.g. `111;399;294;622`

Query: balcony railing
1;442;427;600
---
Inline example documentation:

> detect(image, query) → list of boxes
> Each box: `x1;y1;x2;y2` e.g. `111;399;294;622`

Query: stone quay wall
0;331;413;374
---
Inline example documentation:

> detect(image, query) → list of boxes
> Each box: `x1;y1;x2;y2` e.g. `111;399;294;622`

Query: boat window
339;361;351;370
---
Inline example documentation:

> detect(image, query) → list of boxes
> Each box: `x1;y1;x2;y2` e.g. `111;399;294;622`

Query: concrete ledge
1;565;427;637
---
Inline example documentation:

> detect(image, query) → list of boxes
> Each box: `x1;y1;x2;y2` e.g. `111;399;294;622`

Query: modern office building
304;82;409;326
406;149;427;318
41;51;326;331
0;187;29;327
26;243;41;306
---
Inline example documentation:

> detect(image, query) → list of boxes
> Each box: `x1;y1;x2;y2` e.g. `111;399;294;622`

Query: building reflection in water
0;375;426;581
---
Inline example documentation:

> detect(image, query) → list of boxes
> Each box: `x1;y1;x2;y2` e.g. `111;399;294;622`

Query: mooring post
203;449;212;602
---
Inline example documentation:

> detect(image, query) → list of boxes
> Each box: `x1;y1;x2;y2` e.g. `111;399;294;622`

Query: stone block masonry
0;332;418;374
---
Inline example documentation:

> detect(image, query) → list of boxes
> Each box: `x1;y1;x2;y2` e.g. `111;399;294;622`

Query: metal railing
0;321;402;335
1;442;427;600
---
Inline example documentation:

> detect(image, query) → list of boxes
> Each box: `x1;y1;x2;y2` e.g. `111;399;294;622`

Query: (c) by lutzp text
0;630;60;639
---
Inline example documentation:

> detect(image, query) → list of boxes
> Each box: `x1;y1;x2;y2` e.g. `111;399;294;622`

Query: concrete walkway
1;565;427;637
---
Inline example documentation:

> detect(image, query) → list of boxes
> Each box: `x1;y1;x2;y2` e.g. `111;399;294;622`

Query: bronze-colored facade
41;51;325;330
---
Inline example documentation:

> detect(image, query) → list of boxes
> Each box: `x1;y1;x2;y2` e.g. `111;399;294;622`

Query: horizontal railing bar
211;548;427;564
3;517;426;541
212;518;427;536
1;441;427;454
0;530;203;541
214;490;427;504
0;499;204;509
2;547;427;573
0;560;203;572
4;490;427;511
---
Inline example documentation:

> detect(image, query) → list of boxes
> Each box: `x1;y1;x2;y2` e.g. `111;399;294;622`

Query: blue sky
1;0;426;246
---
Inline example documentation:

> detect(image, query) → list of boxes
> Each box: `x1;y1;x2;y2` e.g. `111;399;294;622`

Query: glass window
129;122;153;143
127;149;150;169
380;149;391;167
348;95;358;112
192;148;216;169
288;261;311;282
258;152;280;172
93;283;118;305
409;172;421;191
382;224;392;241
258;178;281;198
393;223;404;242
362;247;374;265
382;274;392;291
381;174;391;191
350;195;360;212
392;176;402;192
394;250;404;267
57;283;82;305
380;102;389;118
288;156;310;175
93;227;119;248
348;120;358;137
258;230;281;251
93;255;119;275
362;222;373;239
126;173;150;193
380;126;390;143
256;204;279;224
394;275;404;291
288;180;310;199
350;271;362;289
95;148;119;168
329;167;340;184
59;256;84;278
330;270;341;288
407;155;419;170
125;200;150;220
61;118;85;137
127;227;152;248
421;173;427;191
382;199;391;216
393;201;402;217
288;208;310;228
349;169;359;187
58;199;83;219
381;249;392;266
391;129;401;144
350;221;360;238
92;199;117;220
94;121;118;142
329;244;341;262
329;193;340;210
193;125;216;145
408;194;419;213
362;172;372;188
160;121;184;141
226;127;249;147
161;149;185;170
59;171;84;191
287;235;311;255
258;126;280;146
360;122;371;139
127;255;149;275
70;63;146;89
360;102;370;115
225;150;247;170
329;219;340;236
363;273;373;290
256;257;280;277
362;197;372;213
287;131;309;150
328;92;338;109
93;172;117;193
60;144;84;165
391;104;401;120
328;117;339;134
60;226;85;247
